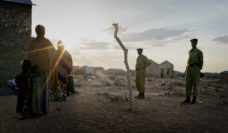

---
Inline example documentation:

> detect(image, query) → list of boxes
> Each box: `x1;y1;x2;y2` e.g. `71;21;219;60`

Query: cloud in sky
108;27;194;48
216;4;226;11
32;0;228;72
121;28;189;42
79;39;111;50
213;35;228;44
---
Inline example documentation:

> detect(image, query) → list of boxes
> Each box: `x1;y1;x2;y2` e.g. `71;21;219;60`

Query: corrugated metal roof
2;0;33;5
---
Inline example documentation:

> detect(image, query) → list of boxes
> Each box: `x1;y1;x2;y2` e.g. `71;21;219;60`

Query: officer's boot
135;92;144;99
191;96;197;104
182;96;191;103
141;92;145;99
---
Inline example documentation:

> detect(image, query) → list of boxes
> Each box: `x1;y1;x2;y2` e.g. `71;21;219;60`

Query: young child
16;60;32;120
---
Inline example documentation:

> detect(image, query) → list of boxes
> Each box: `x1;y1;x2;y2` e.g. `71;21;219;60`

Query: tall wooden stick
113;23;133;111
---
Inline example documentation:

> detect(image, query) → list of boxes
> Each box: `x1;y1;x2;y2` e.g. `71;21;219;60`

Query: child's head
21;60;32;72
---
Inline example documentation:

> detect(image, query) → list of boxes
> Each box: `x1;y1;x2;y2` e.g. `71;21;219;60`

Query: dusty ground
0;78;228;133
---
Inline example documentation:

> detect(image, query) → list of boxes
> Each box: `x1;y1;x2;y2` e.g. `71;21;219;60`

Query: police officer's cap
137;48;143;51
190;38;198;43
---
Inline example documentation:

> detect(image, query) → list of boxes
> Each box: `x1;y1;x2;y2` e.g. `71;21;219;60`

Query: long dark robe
57;49;74;96
26;37;55;114
57;50;73;84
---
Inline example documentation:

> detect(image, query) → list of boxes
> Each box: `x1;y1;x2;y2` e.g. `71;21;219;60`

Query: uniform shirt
135;54;151;70
187;48;203;69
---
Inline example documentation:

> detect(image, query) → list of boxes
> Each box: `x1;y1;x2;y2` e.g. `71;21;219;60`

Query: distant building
146;59;160;77
78;66;105;75
0;0;33;84
94;67;105;74
72;66;80;74
146;59;174;78
105;68;126;75
80;66;95;75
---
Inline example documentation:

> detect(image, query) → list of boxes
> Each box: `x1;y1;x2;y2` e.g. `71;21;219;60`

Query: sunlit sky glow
32;0;228;72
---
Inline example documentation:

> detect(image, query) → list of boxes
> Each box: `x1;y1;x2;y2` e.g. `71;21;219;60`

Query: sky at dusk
31;0;228;72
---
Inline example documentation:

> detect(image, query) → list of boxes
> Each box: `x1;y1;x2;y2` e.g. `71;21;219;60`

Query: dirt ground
0;78;228;133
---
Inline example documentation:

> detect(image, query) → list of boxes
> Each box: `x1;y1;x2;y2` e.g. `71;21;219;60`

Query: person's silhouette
182;38;203;104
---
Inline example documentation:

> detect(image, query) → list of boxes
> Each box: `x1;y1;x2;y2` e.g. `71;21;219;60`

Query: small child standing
16;60;32;120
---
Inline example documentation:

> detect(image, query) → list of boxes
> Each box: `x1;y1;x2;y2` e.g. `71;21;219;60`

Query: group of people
135;38;203;105
16;25;74;120
16;24;203;119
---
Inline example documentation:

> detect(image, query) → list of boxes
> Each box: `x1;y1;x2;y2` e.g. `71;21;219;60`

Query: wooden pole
113;23;133;111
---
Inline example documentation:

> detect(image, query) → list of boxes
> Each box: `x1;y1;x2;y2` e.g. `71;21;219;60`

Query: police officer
135;48;151;99
183;38;203;104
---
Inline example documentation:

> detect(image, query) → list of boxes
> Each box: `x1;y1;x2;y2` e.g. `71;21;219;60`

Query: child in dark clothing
16;60;32;120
